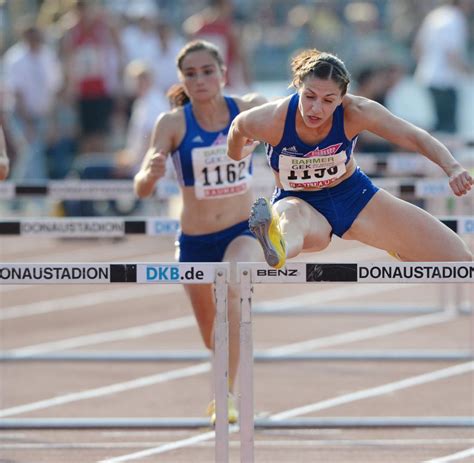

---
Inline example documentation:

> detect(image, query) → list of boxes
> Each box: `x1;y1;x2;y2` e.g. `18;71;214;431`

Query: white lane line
270;361;474;420
266;310;454;356
99;431;219;463
254;282;423;313
2;439;473;450
4;282;421;353
0;363;210;418
98;362;473;462
0;285;180;320
0;311;456;417
424;447;474;462
7;317;195;356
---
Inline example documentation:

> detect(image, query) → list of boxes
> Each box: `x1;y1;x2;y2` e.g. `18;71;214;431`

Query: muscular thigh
344;189;471;261
274;197;332;250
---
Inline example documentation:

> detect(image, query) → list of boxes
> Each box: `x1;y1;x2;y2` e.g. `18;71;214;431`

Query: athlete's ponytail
166;83;190;108
291;49;351;95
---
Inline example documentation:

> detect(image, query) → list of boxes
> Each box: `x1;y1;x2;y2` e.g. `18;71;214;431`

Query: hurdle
0;230;472;364
0;214;471;320
0;262;231;463
0;177;470;200
237;261;474;463
0;215;471;238
1;261;473;462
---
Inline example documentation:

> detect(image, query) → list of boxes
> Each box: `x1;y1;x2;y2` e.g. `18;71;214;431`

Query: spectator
117;60;169;174
3;20;63;179
121;2;160;68
0;69;19;175
183;0;251;92
155;18;185;95
60;0;122;154
353;64;395;153
384;62;436;131
413;0;473;133
45;85;79;179
0;125;9;180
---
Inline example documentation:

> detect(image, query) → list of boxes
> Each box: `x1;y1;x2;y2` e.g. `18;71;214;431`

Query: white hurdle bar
0;262;230;463
0;216;471;238
237;261;474;463
0;177;472;200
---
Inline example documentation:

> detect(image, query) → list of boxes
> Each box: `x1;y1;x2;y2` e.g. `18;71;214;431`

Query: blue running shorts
177;220;254;262
271;167;379;237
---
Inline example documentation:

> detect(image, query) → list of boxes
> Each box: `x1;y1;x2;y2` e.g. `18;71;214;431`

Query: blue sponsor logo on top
146;266;205;281
463;219;474;234
153;220;179;235
147;266;180;281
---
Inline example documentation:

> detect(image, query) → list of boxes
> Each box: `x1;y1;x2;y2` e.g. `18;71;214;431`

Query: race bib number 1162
192;145;251;199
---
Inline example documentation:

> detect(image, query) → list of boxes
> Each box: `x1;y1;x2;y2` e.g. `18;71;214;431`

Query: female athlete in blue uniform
134;40;265;424
227;49;473;268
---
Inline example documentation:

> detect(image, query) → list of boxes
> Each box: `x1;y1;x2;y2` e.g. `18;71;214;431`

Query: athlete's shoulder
234;95;290;146
343;94;379;115
151;106;186;150
252;94;291;120
273;94;293;112
342;94;382;124
155;106;185;129
342;94;389;136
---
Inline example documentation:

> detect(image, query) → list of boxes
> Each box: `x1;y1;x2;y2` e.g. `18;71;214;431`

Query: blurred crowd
0;0;472;183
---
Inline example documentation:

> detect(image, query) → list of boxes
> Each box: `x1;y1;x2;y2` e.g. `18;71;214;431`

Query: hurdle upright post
239;268;254;463
214;267;229;463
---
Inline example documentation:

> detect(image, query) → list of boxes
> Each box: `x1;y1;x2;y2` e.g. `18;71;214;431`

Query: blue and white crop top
171;96;253;200
266;93;358;190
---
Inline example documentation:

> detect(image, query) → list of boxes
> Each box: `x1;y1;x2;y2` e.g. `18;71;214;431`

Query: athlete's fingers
449;169;473;196
146;151;167;179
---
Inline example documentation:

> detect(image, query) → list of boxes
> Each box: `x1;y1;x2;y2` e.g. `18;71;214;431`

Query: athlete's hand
145;149;167;181
448;166;473;196
241;139;260;158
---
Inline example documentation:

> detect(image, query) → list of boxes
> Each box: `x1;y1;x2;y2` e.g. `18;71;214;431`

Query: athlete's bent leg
343;189;472;261
184;283;238;425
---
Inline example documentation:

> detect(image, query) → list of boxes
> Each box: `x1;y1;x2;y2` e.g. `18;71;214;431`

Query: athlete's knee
205;337;214;350
278;204;310;240
202;328;214;350
303;233;331;252
440;241;472;262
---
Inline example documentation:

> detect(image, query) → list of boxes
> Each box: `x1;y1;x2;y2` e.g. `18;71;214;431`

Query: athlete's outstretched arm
350;97;473;196
227;103;276;161
134;112;177;198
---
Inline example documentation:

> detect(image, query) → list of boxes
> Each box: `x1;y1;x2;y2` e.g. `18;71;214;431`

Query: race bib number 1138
279;151;346;190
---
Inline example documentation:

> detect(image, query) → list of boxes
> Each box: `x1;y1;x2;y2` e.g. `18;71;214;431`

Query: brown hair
176;40;225;70
166;83;190;108
291;49;351;95
169;40;225;107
